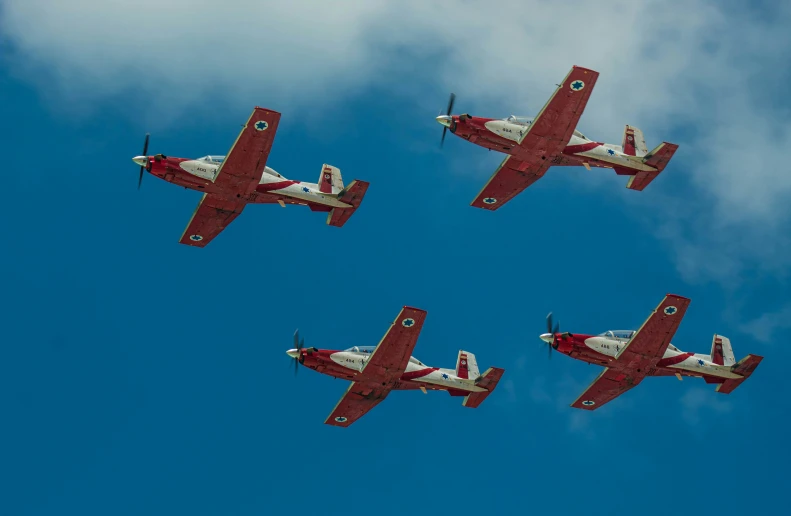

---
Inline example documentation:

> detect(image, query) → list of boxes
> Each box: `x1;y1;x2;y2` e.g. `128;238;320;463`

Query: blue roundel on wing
254;120;269;131
190;235;204;242
570;80;585;91
401;318;415;328
664;306;678;315
483;197;497;205
335;416;347;423
582;400;595;406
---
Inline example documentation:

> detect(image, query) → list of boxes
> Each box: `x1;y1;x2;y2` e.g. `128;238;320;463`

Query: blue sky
1;1;790;515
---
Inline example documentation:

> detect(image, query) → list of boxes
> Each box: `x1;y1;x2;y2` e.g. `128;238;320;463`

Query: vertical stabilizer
622;125;648;157
710;334;735;366
456;350;480;380
318;164;344;194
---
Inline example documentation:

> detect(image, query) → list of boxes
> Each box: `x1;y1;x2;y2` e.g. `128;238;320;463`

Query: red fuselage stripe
656;352;694;368
564;142;602;154
256;180;298;192
400;367;439;381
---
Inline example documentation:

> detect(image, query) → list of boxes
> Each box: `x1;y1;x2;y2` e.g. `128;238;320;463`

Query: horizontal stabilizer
626;141;679;191
326;180;369;227
716;354;763;394
462;367;505;408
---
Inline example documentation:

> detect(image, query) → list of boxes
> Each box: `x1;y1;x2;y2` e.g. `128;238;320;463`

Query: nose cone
540;333;554;344
132;156;147;167
435;115;452;128
286;348;300;359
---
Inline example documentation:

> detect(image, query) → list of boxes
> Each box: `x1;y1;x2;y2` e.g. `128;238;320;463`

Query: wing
214;107;281;195
325;381;391;427
470;155;550;210
362;306;427;382
616;294;691;363
470;66;599;211
178;194;246;247
570;367;645;410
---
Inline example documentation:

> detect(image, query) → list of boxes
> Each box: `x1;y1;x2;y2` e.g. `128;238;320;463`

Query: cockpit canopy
198;155;225;164
504;115;533;125
598;330;635;340
344;346;376;354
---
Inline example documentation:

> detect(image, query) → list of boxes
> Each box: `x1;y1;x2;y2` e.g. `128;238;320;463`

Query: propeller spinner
437;92;456;147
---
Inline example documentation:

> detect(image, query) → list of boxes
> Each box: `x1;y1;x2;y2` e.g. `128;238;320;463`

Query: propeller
290;329;305;376
440;92;456;148
138;133;150;190
544;312;561;359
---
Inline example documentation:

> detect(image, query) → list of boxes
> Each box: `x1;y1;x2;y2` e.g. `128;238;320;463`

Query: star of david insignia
442;373;449;379
607;149;615;156
582;400;595;406
698;359;705;366
254;120;269;131
335;416;347;423
664;306;678;315
190;235;203;242
302;186;310;193
483;197;497;205
461;360;467;365
402;318;415;328
570;80;585;91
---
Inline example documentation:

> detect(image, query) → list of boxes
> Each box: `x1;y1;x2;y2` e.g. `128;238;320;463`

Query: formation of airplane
436;65;679;210
131;107;369;247
127;66;763;426
539;294;763;410
286;307;504;427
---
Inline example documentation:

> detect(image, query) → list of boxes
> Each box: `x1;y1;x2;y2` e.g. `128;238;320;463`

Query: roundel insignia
324;173;331;180
582;400;595;406
189;235;204;242
570;80;585;91
664;306;678;315
334;416;348;423
483;197;497;205
254;120;269;131
401;318;416;328
627;135;634;141
461;360;467;365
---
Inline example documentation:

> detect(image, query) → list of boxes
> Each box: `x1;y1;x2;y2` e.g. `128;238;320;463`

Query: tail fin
710;334;736;366
625;142;679;191
456;351;480;380
326;180;369;227
462;367;505;408
716;354;763;394
622;125;648;157
318;164;344;194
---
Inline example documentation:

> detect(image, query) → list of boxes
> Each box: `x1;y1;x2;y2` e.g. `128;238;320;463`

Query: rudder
318;164;344;194
456;350;480;380
710;334;735;366
622;125;648;157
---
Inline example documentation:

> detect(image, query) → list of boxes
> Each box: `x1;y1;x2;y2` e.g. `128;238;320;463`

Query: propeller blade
138;133;150;190
441;126;448;147
446;92;456;116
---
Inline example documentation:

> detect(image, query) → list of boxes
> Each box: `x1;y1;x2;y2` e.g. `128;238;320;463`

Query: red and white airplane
287;306;505;427
131;107;369;247
539;294;763;410
436;65;679;210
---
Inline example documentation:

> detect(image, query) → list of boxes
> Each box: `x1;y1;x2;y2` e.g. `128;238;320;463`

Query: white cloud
680;387;732;426
3;0;791;281
740;304;791;343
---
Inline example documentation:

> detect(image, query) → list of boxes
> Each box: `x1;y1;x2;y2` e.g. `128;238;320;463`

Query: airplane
131;107;369;247
287;306;505;427
435;65;679;211
538;294;763;410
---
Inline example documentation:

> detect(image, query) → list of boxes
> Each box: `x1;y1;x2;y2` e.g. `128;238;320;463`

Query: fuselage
439;114;654;173
293;346;486;394
546;331;742;380
131;154;351;208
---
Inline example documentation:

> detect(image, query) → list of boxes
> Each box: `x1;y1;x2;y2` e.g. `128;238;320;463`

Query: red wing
179;194;246;247
325;382;391;427
517;66;599;152
617;294;691;363
471;66;599;210
470;156;550;210
571;367;645;410
362;306;427;382
214;107;281;195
